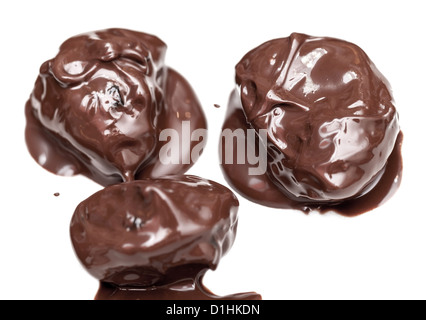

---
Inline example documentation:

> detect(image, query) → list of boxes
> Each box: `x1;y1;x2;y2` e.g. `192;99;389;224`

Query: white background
1;0;425;300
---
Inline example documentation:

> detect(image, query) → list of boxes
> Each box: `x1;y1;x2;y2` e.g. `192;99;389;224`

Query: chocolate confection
70;175;261;300
221;33;403;216
25;28;207;186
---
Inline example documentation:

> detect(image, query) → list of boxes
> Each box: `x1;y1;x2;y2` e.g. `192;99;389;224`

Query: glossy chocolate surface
70;175;261;300
221;33;402;215
25;29;207;186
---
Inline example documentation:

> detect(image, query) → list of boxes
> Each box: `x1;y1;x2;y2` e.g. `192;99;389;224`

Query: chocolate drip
95;272;261;300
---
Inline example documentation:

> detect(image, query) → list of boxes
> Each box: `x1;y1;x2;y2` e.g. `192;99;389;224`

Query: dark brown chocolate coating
25;29;207;186
70;175;261;300
221;33;402;214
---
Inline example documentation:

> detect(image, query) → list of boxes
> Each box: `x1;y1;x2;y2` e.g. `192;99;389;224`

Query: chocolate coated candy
70;175;261;300
70;175;238;286
25;29;207;186
221;33;402;214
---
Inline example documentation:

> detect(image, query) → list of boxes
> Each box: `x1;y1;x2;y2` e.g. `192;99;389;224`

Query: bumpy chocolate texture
221;33;402;213
25;29;207;186
70;175;261;300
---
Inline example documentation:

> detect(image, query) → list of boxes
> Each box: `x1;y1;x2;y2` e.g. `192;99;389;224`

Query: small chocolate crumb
214;104;221;108
54;192;60;197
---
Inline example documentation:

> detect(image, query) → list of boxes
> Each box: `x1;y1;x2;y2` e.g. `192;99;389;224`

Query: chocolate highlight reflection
221;33;403;216
70;175;261;300
25;29;207;186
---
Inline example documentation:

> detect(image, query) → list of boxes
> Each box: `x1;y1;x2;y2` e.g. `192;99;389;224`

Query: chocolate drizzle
221;33;403;215
25;29;207;186
70;176;261;300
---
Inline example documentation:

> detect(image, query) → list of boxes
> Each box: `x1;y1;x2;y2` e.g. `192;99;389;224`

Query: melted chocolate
221;33;403;216
25;29;207;186
70;175;261;300
95;272;261;300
